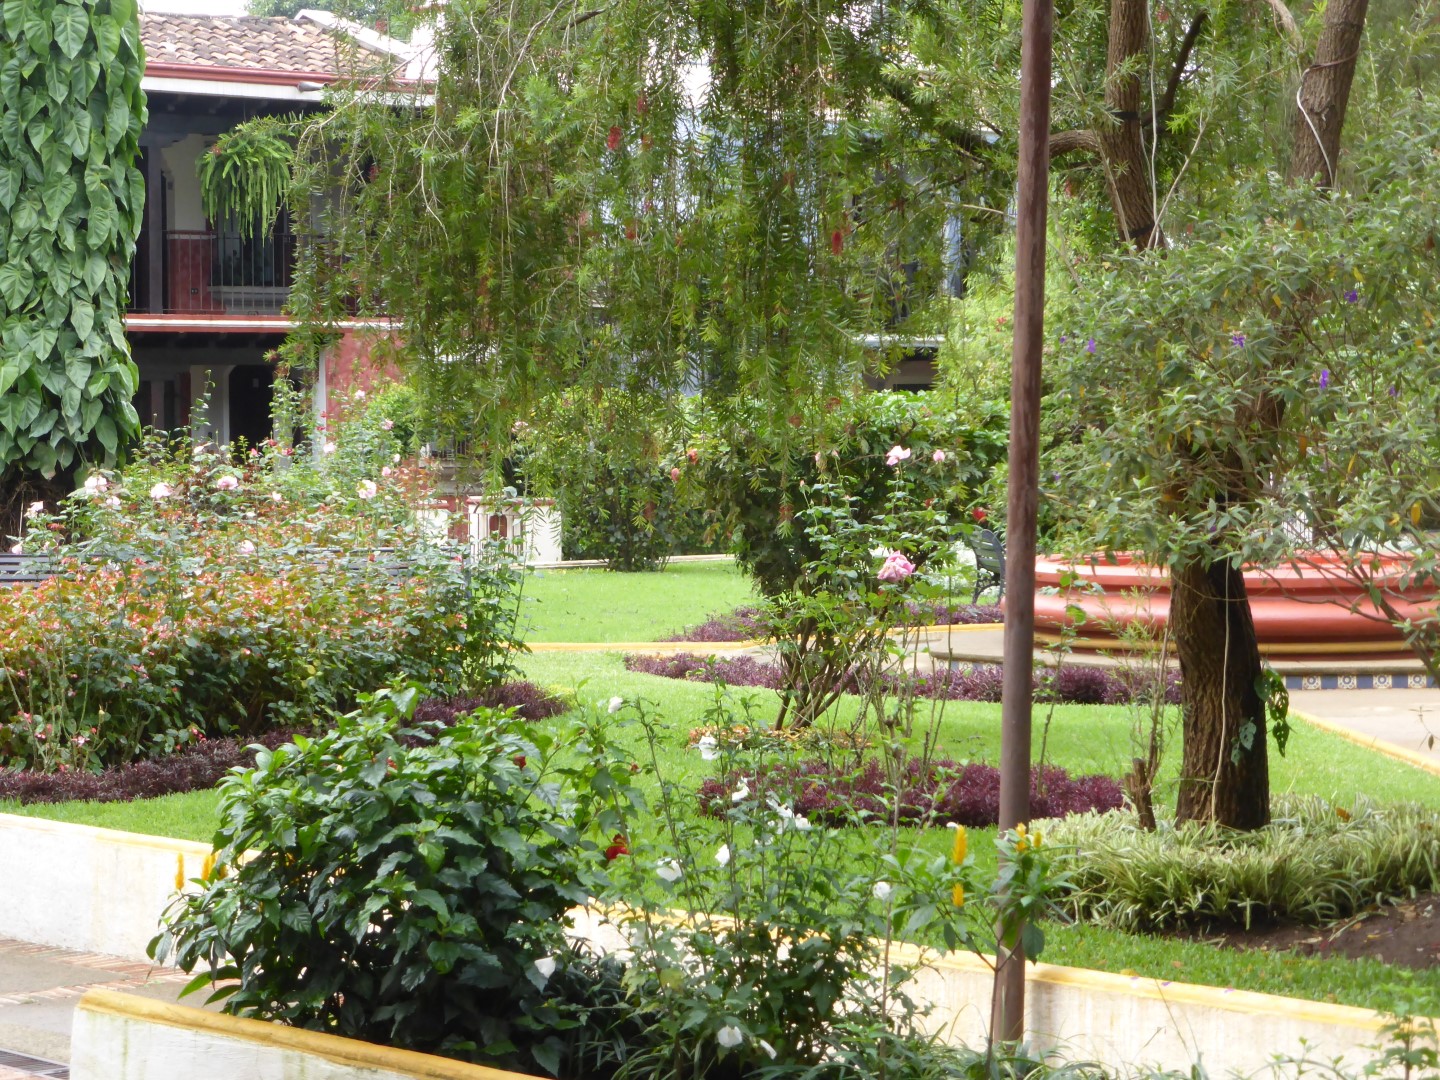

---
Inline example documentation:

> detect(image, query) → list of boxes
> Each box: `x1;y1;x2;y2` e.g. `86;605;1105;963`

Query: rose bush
2;396;522;772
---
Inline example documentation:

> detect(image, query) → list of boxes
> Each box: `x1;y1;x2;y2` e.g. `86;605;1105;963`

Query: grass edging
1292;708;1440;779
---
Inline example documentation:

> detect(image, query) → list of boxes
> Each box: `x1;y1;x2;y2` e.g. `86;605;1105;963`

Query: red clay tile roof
140;14;375;76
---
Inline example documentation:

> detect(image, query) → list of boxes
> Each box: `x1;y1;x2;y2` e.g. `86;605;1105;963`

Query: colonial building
130;12;418;445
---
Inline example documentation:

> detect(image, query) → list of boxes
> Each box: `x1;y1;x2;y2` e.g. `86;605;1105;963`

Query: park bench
971;528;1005;602
0;552;55;585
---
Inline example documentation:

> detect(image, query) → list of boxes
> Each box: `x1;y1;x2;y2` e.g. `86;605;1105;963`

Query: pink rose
932;449;946;463
150;482;174;500
238;540;256;555
270;491;283;503
885;445;912;467
877;551;915;583
670;467;681;482
382;466;393;477
323;441;337;455
381;419;395;431
357;480;378;500
215;475;239;491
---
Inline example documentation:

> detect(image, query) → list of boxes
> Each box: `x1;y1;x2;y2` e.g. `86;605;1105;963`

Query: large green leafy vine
0;0;146;480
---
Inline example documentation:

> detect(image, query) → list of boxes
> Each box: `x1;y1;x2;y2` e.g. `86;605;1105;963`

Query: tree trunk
1288;0;1370;187
1170;557;1270;828
1097;0;1164;249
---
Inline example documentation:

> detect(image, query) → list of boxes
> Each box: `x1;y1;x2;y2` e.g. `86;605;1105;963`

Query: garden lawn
12;643;1440;1013
519;561;757;643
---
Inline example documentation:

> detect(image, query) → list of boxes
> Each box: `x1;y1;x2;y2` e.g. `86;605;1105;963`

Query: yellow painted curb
888;943;1391;1033
77;988;542;1080
1292;709;1440;779
0;812;213;858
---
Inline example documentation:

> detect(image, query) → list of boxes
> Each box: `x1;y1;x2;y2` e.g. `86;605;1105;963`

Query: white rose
716;1025;744;1049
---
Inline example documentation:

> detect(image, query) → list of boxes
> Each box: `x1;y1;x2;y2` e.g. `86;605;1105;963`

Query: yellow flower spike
950;824;968;865
1412;503;1424;527
202;852;216;880
1015;823;1027;837
1032;828;1043;848
952;883;965;908
174;853;185;891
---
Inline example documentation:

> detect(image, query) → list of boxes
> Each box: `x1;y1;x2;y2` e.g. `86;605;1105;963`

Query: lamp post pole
991;0;1053;1045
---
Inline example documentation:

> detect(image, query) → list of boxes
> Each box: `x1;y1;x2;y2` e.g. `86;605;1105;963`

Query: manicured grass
13;638;1440;1013
519;560;758;644
1;787;221;844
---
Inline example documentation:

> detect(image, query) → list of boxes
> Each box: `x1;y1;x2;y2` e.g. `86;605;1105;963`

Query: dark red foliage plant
697;760;1124;829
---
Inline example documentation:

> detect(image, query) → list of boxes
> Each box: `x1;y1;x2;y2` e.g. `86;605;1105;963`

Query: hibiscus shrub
2;401;522;772
152;686;641;1075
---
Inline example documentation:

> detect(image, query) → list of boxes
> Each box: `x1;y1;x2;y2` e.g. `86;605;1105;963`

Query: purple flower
1231;333;1245;348
1389;385;1400;398
1319;369;1331;389
1085;337;1097;354
1344;288;1359;303
1059;333;1069;343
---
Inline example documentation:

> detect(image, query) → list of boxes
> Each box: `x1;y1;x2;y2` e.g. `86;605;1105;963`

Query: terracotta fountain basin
1026;552;1435;656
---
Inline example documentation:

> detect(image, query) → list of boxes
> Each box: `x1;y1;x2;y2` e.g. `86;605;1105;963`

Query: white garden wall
0;813;209;961
71;989;536;1080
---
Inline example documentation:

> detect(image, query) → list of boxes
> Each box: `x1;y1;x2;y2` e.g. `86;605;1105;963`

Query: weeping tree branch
1049;128;1103;158
1047;12;1205;162
872;69;998;161
1156;11;1208;121
1260;0;1303;49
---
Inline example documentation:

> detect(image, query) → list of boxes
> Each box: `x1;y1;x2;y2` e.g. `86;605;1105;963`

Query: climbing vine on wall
0;0;146;481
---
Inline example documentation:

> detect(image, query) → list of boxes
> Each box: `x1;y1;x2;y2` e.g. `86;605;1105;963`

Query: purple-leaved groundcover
626;653;1180;706
1;681;568;805
699;760;1123;828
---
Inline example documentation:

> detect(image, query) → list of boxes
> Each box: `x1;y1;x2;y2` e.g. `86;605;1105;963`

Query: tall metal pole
990;0;1053;1046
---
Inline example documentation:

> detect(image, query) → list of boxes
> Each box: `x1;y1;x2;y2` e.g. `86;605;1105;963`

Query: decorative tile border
1284;672;1436;691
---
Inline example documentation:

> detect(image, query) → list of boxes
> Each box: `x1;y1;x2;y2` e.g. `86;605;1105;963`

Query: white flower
533;956;557;980
381;418;395;431
794;815;812;832
715;843;731;867
356;479;378;500
716;1025;744;1049
354;389;366;400
607;696;624;714
238;540;256;556
870;544;896;559
82;473;108;494
270;491;283;503
215;475;239;491
656;858;683;883
104;496;120;509
759;1039;777;1060
191;442;211;458
150;482;174;500
323;441;337;454
777;805;794;821
731;782;750;804
392;453;401;464
697;735;719;761
9;543;22;554
382;466;393;478
25;501;44;518
872;881;893;902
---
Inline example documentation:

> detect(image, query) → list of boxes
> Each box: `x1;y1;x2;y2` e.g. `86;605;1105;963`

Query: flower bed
4;398;522;773
698;760;1124;828
624;652;1180;706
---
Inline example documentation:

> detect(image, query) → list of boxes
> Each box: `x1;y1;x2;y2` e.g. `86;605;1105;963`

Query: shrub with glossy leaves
151;686;642;1074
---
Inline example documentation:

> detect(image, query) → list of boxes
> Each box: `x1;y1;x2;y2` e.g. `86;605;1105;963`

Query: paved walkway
0;939;193;1071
